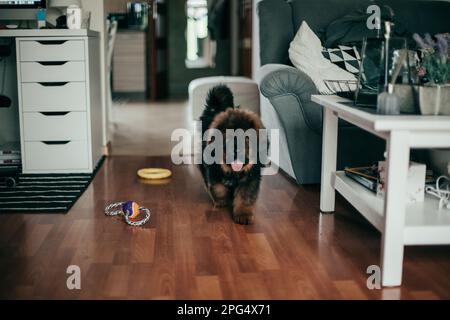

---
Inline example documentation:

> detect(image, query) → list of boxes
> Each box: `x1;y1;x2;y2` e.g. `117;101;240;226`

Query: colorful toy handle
105;201;151;227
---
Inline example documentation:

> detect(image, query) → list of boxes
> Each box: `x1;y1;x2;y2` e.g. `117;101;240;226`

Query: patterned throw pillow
289;21;357;94
322;45;361;75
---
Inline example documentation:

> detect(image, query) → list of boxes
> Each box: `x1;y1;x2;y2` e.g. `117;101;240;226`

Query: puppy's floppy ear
241;109;264;131
253;116;264;131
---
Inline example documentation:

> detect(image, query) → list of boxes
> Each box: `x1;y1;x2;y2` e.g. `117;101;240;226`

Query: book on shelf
344;166;379;193
0;150;20;156
0;159;21;165
0;153;21;161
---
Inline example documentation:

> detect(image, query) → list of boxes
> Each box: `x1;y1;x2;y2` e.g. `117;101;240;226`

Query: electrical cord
426;175;450;210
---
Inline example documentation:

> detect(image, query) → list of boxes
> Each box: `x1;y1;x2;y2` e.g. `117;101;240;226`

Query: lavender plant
413;33;450;85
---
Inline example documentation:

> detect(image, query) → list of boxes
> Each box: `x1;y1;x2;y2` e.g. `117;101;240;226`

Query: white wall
252;0;262;80
81;0;109;147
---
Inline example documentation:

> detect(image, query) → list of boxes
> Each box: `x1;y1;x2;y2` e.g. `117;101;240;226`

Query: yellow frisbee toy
137;168;172;180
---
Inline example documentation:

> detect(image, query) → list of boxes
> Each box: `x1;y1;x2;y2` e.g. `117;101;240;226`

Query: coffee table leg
381;131;409;286
320;108;338;213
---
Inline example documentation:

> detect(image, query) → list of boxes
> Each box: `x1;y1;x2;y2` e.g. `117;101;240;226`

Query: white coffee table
312;94;450;287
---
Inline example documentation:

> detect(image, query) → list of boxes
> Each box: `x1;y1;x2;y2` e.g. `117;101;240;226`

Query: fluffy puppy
199;85;265;225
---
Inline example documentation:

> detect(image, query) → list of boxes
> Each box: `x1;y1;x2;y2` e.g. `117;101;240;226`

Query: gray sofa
257;0;450;184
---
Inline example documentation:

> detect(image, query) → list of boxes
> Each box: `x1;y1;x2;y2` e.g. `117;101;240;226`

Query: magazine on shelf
0;150;20;156
0;159;21;165
0;153;21;161
344;166;379;193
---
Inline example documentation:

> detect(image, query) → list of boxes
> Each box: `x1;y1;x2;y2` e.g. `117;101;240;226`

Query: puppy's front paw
209;183;231;207
232;212;254;225
233;193;256;225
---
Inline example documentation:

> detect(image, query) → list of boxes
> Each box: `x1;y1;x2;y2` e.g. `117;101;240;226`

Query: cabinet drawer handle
40;112;70;116
37;40;67;45
37;61;68;66
41;141;70;145
38;82;68;87
38;82;69;87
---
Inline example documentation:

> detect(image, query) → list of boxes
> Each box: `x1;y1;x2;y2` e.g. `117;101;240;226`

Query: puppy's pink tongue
231;160;244;172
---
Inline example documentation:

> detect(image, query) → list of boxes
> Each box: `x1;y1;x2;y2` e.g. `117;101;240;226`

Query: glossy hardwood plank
103;265;131;298
246;233;280;271
195;275;223;300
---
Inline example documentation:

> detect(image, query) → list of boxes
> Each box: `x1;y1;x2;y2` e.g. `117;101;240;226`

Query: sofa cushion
323;6;410;48
258;0;450;67
289;21;356;94
377;0;450;35
290;0;372;41
258;0;294;65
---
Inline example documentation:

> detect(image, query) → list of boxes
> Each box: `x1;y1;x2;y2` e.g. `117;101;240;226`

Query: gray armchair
256;0;450;184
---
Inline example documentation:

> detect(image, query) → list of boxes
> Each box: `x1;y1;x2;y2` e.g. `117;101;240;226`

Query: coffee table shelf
335;171;450;245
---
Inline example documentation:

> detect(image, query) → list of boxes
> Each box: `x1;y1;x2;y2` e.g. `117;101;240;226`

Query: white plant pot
419;84;450;115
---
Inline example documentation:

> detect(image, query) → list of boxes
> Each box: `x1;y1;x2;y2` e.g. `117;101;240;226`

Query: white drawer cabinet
24;141;90;171
19;40;85;62
23;112;88;141
16;35;103;174
20;61;86;82
21;82;87;112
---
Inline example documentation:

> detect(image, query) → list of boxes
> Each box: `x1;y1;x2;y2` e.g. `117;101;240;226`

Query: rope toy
105;201;151;226
137;168;172;180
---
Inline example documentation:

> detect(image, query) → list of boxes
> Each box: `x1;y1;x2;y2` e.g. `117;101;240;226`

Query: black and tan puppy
199;85;265;225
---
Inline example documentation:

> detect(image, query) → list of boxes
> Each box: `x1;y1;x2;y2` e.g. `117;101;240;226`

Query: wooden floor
1;156;449;300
